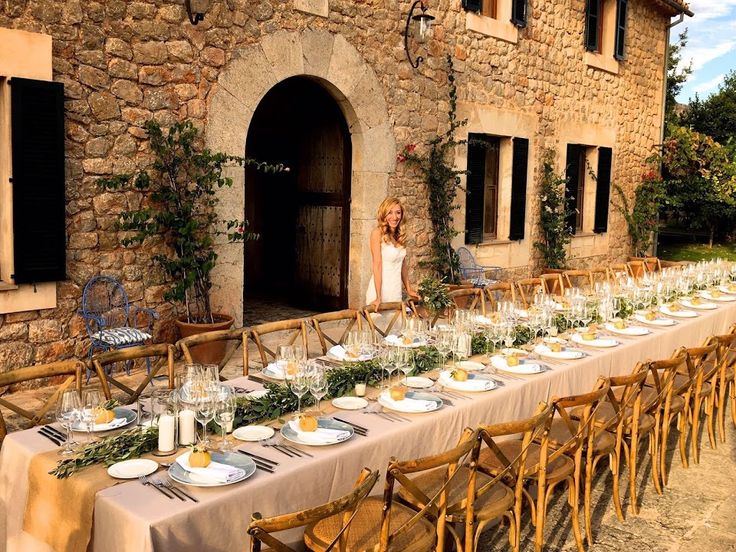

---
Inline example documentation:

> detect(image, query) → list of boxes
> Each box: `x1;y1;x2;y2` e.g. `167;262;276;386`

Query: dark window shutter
10;77;66;284
462;0;482;13
565;144;581;234
584;0;600;52
511;0;527;27
614;0;628;60
593;147;612;233
508;137;529;240
465;136;486;245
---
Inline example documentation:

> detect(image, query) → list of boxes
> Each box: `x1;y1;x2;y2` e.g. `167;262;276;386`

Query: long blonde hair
376;197;407;246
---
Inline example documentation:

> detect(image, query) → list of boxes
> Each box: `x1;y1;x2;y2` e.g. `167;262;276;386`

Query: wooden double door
245;77;351;311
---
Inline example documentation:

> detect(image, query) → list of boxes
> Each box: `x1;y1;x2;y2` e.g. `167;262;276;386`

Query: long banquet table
2;300;735;552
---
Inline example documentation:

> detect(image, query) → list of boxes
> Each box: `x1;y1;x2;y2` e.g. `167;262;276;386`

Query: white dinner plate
377;391;443;413
232;425;275;442
633;313;677;326
384;335;427;348
603;323;650;336
107;458;158;479
490;355;545;374
533;344;586;360
405;376;434;389
438;371;497;392
281;418;354;446
331;396;369;410
570;334;619;348
659;305;698;318
500;348;529;357
456;360;486;371
72;407;137;432
169;451;256;487
701;291;736;302
718;285;736;295
681;299;717;310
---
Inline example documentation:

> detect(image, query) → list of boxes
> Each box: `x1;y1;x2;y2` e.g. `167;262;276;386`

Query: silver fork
139;476;175;499
159;479;199;502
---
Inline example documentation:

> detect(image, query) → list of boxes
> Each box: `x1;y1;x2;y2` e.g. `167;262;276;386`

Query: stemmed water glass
56;390;81;455
376;345;392;390
385;348;399;387
81;389;102;443
308;363;328;416
396;349;412;385
194;384;216;446
290;363;310;415
214;387;235;452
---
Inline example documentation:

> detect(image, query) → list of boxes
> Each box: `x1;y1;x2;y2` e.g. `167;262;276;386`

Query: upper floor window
585;0;628;61
462;0;527;41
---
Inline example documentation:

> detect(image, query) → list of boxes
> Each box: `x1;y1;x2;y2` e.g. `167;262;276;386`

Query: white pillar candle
178;409;196;445
158;414;176;452
226;419;234;433
355;383;367;397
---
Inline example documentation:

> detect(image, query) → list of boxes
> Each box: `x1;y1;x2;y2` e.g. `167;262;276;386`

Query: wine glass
396;349;412;385
194;385;216;446
214;392;235;452
376;346;391;390
308;364;328;416
56;390;81;455
81;389;102;443
290;363;310;415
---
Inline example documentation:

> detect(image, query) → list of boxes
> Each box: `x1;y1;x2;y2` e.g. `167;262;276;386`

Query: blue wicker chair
456;247;502;286
79;276;159;372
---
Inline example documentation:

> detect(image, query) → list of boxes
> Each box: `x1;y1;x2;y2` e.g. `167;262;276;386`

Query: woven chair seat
395;466;513;523
571;403;656;435
304;496;435;552
643;381;686;414
547;419;615;455
478;440;574;483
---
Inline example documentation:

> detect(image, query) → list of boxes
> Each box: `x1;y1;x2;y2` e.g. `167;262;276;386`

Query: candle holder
153;390;178;456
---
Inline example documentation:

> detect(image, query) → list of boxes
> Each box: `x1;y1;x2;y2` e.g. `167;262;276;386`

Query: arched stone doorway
244;77;351;311
205;30;396;325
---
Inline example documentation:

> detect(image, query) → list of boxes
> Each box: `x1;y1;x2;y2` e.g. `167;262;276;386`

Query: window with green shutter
585;0;602;52
508;137;529;240
511;0;527;27
593;147;612;233
614;0;628;60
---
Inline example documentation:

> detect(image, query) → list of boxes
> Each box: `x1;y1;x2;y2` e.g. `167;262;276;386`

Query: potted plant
99;120;286;363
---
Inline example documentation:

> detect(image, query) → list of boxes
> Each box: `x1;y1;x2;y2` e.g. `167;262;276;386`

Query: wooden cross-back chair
448;288;486;316
91;343;176;403
309;310;363;355
628;256;661;273
247;468;379;552
473;402;553;552
608;264;629;282
539;273;563;296
515;278;542;308
178;328;249;377
306;429;479;552
562;270;593;294
626;260;648;279
589;267;610;287
0;360;85;444
533;377;610;552
683;341;719;464
361;302;412;339
644;351;690;489
484;281;516;311
571;367;650;531
245;319;308;374
710;332;736;443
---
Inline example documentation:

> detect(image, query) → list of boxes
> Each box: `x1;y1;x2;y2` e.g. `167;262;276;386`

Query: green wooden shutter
565;144;581;234
465;136;486;245
10;77;66;284
508;138;529;240
614;0;628;60
462;0;482;13
511;0;528;27
593;147;612;233
585;0;601;52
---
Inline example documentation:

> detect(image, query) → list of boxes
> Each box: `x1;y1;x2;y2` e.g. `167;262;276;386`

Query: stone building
0;0;690;369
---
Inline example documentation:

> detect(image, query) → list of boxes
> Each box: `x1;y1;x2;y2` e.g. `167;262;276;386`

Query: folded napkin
176;452;245;484
328;345;372;362
93;417;128;431
287;421;351;444
379;393;436;412
439;372;494;391
263;360;288;379
385;334;413;346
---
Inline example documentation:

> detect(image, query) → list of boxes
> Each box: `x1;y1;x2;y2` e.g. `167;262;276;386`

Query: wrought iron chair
456;247;501;286
79;276;158;376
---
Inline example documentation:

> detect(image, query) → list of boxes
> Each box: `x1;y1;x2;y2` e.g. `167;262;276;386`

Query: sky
674;0;736;103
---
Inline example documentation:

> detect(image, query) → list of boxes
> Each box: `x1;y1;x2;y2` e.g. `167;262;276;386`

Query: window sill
477;239;518;247
465;12;518;44
0;281;19;292
0;281;56;314
584;52;619;75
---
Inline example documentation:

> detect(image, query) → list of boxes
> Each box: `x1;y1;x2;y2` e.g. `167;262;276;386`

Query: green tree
665;30;692;128
657;125;736;247
683;71;736;146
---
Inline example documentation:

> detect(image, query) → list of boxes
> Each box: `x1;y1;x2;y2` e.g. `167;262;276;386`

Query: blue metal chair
456;247;502;287
79;276;159;376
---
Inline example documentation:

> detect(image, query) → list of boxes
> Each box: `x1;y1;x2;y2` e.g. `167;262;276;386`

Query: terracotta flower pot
175;313;234;365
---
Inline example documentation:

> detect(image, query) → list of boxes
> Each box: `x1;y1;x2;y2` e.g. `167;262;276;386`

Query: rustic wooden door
293;102;351;310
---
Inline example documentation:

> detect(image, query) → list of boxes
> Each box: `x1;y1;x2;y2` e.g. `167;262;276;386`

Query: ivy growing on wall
534;149;573;269
613;169;665;256
398;55;466;283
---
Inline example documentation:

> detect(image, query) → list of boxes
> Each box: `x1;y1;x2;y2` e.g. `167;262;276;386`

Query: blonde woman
366;197;418;310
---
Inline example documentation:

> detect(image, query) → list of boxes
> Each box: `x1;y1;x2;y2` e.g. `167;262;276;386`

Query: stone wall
0;0;671;370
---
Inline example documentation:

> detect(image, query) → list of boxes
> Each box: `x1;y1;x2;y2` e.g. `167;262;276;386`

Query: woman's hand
372;297;382;312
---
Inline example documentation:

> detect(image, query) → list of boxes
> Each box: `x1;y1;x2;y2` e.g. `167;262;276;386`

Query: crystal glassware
56;390;81;455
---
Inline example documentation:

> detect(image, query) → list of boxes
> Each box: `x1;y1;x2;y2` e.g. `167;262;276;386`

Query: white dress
366;241;406;304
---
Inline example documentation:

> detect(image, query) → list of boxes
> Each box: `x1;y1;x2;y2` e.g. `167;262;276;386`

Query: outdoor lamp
404;1;435;68
185;0;208;25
